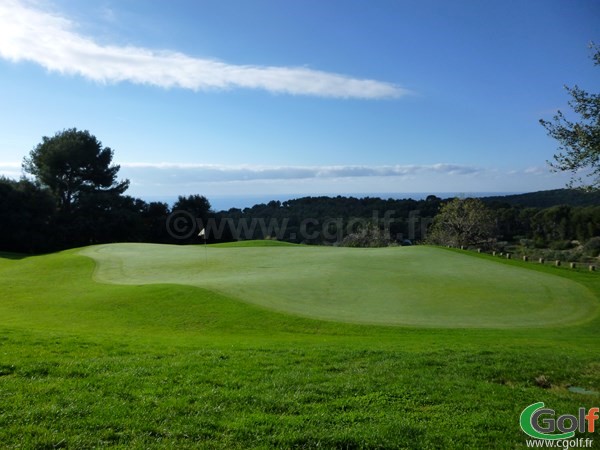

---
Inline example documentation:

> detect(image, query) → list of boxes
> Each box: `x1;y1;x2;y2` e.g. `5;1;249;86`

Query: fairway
81;243;597;328
2;242;600;448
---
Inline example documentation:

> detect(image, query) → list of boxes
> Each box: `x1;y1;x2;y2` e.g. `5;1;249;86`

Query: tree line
217;196;599;251
0;129;213;253
1;128;598;255
0;174;167;253
1;171;599;255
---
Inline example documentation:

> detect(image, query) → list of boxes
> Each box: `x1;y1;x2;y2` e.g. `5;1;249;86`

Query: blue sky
0;0;598;207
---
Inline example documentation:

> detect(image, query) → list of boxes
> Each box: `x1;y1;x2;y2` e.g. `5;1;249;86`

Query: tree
426;198;495;248
171;194;213;243
0;177;56;253
172;194;212;221
23;128;129;212
141;201;171;243
540;43;600;190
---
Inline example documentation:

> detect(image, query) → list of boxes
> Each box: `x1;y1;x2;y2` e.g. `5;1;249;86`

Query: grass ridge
79;243;599;328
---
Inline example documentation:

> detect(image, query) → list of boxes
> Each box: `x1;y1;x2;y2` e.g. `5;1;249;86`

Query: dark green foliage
549;240;573;251
583;236;600;257
5;129;176;251
23;128;129;213
2;128;599;257
531;205;573;243
487;199;599;251
219;195;438;245
171;195;237;244
0;177;56;253
483;188;600;207
19;129;147;249
539;43;600;190
172;194;211;220
141;201;171;243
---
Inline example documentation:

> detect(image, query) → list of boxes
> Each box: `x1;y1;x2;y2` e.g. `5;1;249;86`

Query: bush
519;238;535;248
549;240;572;250
339;223;394;248
583;237;600;257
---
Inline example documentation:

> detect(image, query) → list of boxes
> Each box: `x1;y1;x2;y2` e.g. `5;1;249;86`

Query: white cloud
119;162;482;183
0;0;408;99
523;166;547;175
0;162;21;179
0;160;573;204
113;162;574;200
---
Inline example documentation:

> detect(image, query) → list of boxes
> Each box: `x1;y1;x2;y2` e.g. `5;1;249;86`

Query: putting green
80;243;598;328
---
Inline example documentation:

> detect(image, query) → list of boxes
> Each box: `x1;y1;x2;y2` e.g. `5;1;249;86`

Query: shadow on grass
0;252;30;260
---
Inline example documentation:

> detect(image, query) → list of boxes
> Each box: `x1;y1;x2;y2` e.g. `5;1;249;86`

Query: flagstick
198;227;207;264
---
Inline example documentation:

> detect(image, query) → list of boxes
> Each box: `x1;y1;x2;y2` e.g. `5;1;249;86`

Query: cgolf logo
520;402;598;442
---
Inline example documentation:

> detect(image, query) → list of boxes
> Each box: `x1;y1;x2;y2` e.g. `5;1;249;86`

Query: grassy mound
80;243;597;328
209;239;299;247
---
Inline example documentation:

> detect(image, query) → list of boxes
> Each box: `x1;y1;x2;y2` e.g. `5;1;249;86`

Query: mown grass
0;244;599;449
81;243;596;328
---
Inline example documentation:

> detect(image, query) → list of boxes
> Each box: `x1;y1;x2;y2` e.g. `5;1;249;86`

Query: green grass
81;243;597;328
210;239;299;247
0;243;599;448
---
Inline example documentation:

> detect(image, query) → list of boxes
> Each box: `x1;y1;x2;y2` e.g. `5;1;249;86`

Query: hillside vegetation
482;188;600;207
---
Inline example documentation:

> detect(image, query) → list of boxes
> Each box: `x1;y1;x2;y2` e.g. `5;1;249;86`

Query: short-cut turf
81;243;597;328
1;242;599;448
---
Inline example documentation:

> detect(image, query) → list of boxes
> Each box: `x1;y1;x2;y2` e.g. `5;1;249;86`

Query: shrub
533;237;547;249
583;237;600;257
519;238;535;248
549;240;572;250
339;223;394;248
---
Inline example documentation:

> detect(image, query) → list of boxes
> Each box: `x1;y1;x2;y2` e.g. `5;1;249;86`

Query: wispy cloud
0;0;408;99
0;162;21;179
523;166;547;175
119;163;482;183
0;161;571;199
113;162;571;199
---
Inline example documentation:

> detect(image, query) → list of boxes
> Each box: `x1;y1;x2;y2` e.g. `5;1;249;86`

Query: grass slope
0;243;599;449
80;243;597;328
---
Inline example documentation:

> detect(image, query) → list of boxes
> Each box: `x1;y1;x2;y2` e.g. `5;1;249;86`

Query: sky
0;0;598;209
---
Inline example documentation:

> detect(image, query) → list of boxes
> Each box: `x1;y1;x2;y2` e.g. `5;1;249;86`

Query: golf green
80;243;598;328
